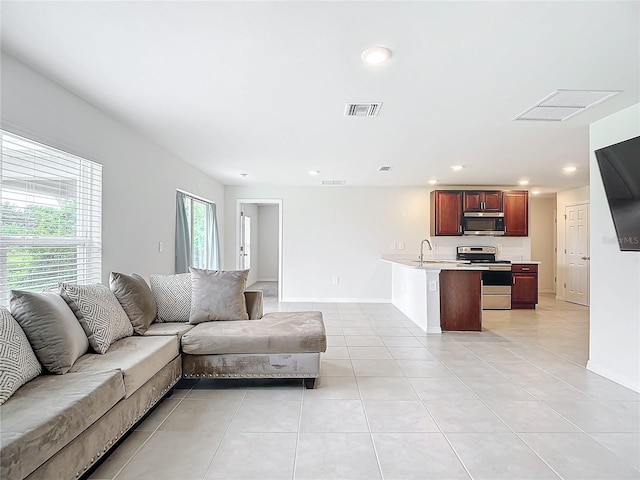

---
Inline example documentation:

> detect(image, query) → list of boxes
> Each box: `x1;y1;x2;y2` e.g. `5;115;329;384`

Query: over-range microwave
462;212;505;236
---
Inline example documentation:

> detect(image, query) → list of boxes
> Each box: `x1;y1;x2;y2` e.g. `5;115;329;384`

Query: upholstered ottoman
180;311;326;388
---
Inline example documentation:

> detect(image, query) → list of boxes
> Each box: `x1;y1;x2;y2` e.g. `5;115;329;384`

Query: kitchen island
381;256;488;334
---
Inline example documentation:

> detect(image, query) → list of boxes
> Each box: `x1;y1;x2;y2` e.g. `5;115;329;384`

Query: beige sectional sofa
0;271;326;480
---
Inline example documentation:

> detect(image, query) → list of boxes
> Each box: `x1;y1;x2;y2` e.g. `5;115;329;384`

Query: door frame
564;201;590;306
236;199;283;302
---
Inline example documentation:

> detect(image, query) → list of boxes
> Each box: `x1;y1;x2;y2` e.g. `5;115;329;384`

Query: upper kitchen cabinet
463;191;503;212
503;190;529;236
430;190;463;236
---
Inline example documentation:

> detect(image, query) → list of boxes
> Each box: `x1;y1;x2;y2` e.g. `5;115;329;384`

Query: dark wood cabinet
440;270;482;330
463;191;503;212
511;263;538;309
503;190;529;236
430;190;462;236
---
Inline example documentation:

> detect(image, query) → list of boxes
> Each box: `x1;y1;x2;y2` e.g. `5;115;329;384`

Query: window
175;191;219;273
0;130;102;306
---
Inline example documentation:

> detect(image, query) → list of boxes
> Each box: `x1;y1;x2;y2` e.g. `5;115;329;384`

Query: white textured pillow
149;273;191;322
0;307;42;405
59;283;133;354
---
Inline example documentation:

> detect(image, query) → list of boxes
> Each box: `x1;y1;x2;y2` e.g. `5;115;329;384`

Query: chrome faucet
419;238;433;264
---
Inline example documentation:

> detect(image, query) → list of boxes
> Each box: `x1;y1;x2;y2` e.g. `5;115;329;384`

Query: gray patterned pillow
59;283;133;354
149;273;191;322
0;307;42;405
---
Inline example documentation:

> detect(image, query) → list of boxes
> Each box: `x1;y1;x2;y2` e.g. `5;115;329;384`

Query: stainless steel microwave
462;212;505;236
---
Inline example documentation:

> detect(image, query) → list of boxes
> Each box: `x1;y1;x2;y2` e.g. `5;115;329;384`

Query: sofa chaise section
181;311;326;388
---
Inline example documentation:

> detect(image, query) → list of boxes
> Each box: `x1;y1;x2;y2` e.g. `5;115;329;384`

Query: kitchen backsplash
415;236;532;262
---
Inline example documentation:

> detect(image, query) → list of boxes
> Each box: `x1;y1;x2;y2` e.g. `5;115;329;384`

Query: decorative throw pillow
189;268;249;324
59;283;133;354
10;290;89;374
0;307;42;405
149;273;191;322
109;272;158;335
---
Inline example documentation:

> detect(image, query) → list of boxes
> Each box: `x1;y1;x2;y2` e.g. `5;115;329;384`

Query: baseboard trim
256;278;278;282
281;297;391;304
540;288;555;294
586;360;640;393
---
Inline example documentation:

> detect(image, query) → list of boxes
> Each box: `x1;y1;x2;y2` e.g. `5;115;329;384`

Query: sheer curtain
175;191;191;274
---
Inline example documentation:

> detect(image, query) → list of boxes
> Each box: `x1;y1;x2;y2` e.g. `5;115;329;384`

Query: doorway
564;203;590;306
237;199;283;302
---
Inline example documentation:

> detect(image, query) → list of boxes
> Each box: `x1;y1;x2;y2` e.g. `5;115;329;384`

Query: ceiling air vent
344;103;382;117
378;166;392;172
513;89;621;121
322;180;345;186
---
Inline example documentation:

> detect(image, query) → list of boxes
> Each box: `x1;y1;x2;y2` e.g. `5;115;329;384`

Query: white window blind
0;130;102;306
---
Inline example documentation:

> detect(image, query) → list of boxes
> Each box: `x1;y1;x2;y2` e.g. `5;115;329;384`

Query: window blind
0;130;102;306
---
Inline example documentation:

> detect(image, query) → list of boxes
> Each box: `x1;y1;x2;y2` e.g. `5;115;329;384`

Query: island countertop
380;255;491;270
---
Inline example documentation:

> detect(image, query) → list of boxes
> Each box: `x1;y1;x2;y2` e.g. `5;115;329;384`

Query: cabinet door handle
459;225;462;233
521;267;530;271
513;277;516;285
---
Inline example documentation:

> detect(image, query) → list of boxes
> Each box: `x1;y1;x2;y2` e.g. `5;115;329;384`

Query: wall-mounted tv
594;135;640;251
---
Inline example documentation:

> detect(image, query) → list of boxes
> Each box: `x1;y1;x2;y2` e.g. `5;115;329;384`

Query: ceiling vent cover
513;89;621;121
344;103;382;117
322;180;345;186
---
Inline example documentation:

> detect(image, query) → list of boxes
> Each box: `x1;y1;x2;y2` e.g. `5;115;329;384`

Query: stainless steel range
456;246;512;310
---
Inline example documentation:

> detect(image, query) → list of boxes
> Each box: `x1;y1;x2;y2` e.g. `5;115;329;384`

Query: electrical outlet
390;242;396;250
158;241;164;253
497;244;503;251
429;280;438;292
332;277;339;285
398;242;405;250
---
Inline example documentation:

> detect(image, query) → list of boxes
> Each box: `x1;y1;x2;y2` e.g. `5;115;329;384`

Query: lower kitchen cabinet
440;270;482;331
511;263;538;309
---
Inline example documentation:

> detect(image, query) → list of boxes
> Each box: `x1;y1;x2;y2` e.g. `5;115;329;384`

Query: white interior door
240;212;251;270
565;203;590;306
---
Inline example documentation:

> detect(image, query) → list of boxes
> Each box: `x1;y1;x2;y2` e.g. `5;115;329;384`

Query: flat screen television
594;135;640;251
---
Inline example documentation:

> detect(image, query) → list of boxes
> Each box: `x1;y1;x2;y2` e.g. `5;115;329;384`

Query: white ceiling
1;1;639;192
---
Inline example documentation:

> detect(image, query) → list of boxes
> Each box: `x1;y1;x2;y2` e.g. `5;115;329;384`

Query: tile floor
90;294;640;480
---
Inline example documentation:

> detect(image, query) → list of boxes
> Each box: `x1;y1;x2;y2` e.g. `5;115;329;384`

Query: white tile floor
90;294;640;480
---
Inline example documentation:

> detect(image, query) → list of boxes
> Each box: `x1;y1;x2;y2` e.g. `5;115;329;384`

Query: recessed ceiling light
563;166;577;173
361;46;392;64
309;170;320;176
518;180;529;186
532;190;541;195
450;165;464;171
240;173;248;178
428;179;439;185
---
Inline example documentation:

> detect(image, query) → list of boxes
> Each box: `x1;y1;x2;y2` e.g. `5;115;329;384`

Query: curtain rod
176;188;215;205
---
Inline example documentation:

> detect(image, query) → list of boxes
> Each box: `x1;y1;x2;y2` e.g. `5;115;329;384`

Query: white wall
224;185;533;302
1;53;225;283
588;103;640;392
531;196;556;294
257;205;279;281
556;186;590;301
225;186;431;302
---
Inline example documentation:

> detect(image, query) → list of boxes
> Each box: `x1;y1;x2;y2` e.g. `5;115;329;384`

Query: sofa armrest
244;290;264;320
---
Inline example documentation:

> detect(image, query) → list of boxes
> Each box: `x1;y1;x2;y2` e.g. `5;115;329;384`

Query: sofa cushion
181;311;326;355
10;290;89;374
0;369;125;479
144;322;195;340
149;273;191;322
68;336;179;398
60;283;134;354
0;307;42;405
189;268;249;324
110;272;158;335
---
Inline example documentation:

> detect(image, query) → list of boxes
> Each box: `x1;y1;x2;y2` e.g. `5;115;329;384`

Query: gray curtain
207;203;220;270
175;192;191;273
